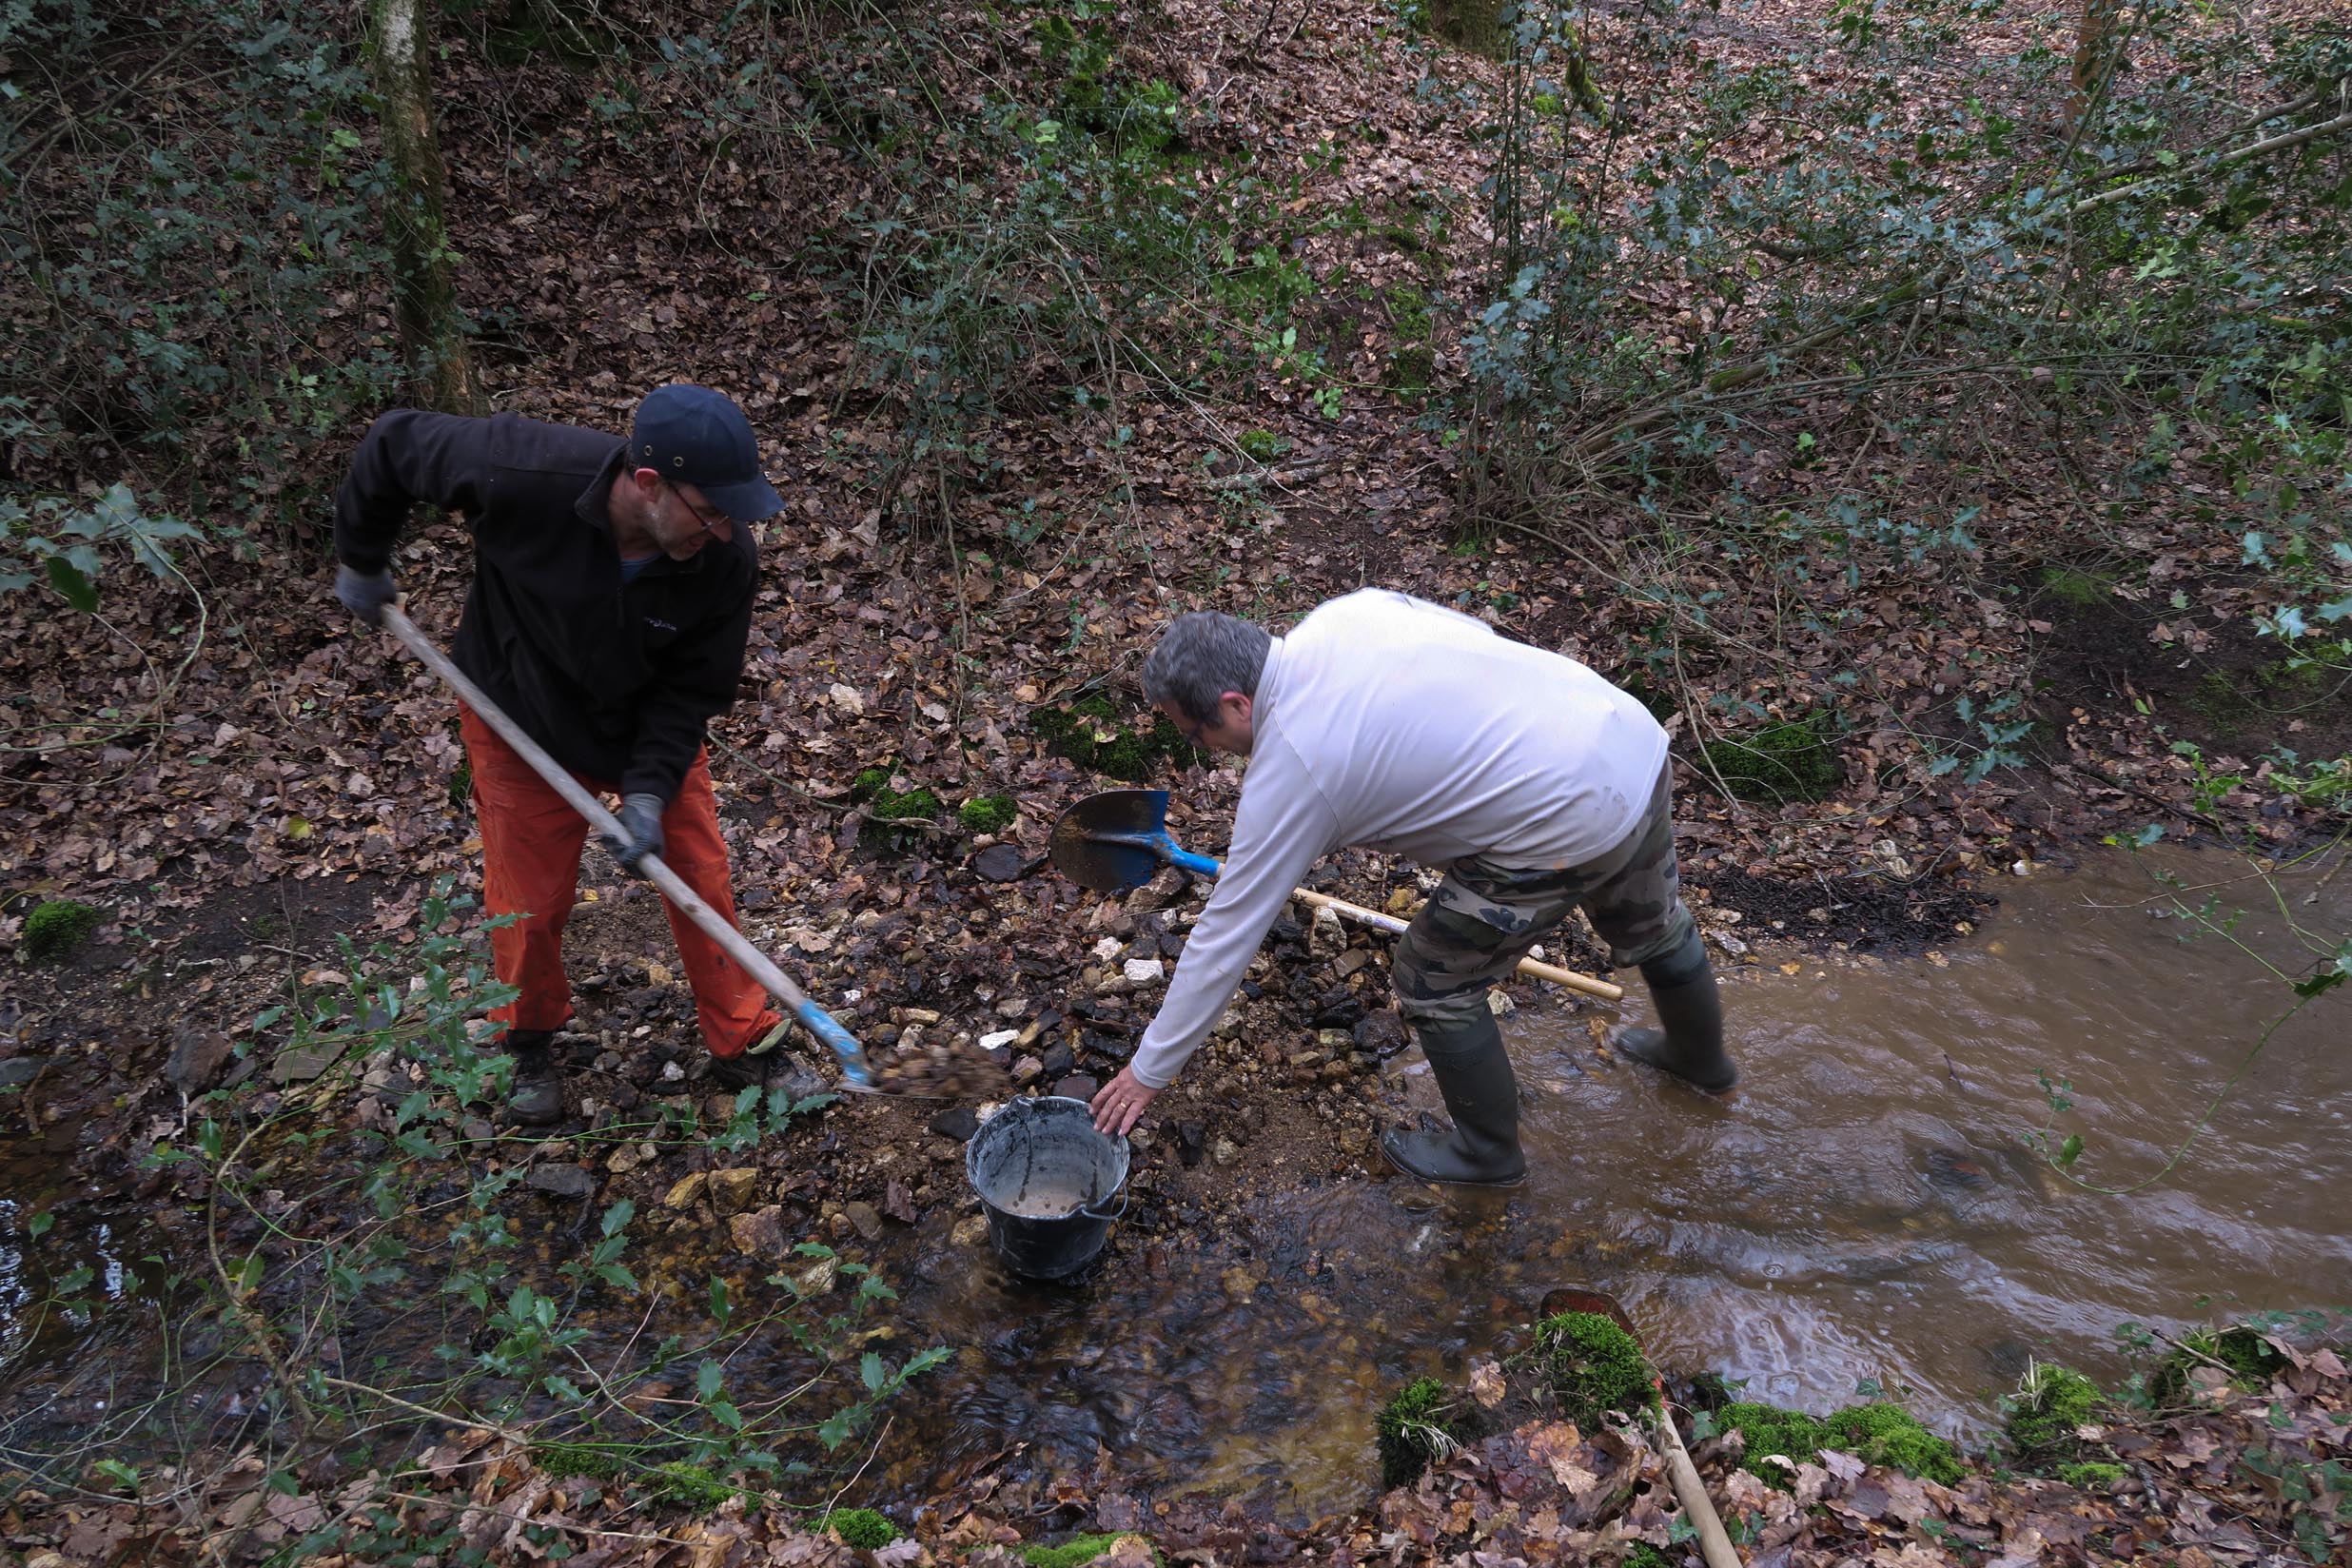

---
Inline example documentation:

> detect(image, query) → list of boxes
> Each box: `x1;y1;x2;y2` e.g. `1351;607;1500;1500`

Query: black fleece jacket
335;409;757;805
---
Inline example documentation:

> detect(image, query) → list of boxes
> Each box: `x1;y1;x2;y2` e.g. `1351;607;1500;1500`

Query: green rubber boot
1615;941;1736;1094
1381;1010;1528;1187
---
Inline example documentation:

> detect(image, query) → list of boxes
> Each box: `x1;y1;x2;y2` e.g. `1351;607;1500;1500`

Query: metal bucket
965;1096;1130;1280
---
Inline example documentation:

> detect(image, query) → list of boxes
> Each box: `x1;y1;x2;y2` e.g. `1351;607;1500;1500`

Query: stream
857;843;2352;1518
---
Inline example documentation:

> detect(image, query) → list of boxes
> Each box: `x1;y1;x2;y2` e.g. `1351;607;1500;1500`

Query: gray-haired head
1142;611;1272;724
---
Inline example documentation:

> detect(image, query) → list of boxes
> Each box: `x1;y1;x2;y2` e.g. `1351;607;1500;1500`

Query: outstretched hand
1090;1064;1161;1136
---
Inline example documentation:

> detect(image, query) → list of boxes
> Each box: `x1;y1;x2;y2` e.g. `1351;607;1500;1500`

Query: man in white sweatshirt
1088;590;1735;1186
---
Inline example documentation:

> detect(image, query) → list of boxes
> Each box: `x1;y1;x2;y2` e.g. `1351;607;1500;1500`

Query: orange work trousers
460;705;778;1059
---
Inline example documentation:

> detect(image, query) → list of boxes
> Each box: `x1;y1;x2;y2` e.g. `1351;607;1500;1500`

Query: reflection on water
859;846;2352;1518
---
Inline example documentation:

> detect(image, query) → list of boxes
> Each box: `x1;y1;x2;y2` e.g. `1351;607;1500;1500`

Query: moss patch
1721;1400;1963;1487
1530;1312;1656;1427
2056;1460;2127;1490
821;1508;900;1549
1238;429;1287;463
1030;695;1199;784
1693;714;1843;804
1825;1402;1965;1486
23;899;104;961
2003;1363;2103;1470
1376;1376;1462;1488
1022;1534;1147;1568
2036;565;2118;607
646;1460;738;1509
1619;1546;1676;1568
2153;1326;2289;1403
959;794;1017;833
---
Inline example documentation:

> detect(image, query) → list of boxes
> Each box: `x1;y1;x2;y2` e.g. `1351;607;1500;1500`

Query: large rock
929;1106;980;1142
166;1028;236;1096
663;1171;709;1209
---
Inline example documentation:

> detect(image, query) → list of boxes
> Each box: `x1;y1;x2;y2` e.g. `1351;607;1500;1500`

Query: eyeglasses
666;480;731;538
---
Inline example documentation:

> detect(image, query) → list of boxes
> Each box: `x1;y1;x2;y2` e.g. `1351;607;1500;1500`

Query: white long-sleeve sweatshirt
1128;589;1669;1088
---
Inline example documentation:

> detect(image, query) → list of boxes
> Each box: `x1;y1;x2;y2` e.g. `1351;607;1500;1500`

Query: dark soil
2026;570;2352;764
1694;866;1991;951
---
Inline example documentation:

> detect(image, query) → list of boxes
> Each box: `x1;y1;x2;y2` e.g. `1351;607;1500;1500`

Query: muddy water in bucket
967;1096;1131;1279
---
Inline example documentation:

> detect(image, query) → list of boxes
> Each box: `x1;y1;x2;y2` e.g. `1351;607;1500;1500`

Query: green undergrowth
1030;695;1199;783
1718;1400;1964;1487
22;899;105;961
1377;1376;1464;1488
1531;1311;1657;1427
1692;714;1843;805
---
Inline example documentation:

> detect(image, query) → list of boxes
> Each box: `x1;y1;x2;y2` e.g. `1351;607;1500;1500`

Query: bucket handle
1078;1186;1128;1223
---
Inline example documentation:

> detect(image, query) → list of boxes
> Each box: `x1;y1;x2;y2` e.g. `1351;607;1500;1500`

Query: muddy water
862;846;2352;1518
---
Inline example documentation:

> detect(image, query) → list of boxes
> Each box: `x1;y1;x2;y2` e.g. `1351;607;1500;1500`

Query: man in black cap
333;384;786;1124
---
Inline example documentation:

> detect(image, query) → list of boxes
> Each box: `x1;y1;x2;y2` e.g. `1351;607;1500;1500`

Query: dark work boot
1615;935;1736;1094
1381;1010;1528;1187
499;1029;566;1127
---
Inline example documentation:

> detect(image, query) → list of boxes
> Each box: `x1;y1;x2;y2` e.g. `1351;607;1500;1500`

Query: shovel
1049;789;1624;1002
1539;1287;1742;1568
380;606;875;1090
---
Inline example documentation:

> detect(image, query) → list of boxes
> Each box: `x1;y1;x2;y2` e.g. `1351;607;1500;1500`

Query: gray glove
605;793;665;877
336;563;398;628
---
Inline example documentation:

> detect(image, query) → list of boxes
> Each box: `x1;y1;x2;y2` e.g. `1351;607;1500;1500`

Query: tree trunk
369;0;482;414
1429;0;1507;61
2068;0;2127;127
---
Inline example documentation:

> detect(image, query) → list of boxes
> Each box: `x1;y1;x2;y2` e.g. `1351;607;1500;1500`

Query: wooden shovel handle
1288;889;1625;1002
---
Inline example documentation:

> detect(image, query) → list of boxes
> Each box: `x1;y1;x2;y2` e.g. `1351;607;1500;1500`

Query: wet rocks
1307;906;1346;957
843;1200;883;1241
663;1171;709;1209
709;1167;760;1213
929;1106;981;1142
951;1213;990;1249
1355;1009;1410;1058
1054;1072;1099;1102
527;1164;595;1200
729;1205;790;1258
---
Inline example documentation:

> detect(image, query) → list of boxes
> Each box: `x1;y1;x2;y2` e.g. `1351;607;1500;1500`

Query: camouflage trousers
1392;761;1695;1029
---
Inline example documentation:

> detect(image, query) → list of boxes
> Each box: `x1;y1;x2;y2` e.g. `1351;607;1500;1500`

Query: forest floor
2;0;2346;1562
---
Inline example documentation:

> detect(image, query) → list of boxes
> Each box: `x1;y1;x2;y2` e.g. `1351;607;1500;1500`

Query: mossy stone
1694;715;1842;804
1531;1311;1656;1427
23;899;104;961
1238;429;1287;463
1376;1375;1461;1488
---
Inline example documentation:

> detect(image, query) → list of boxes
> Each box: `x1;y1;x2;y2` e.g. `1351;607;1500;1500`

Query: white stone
660;1061;686;1082
1092;936;1125;962
978;1029;1021;1052
1123;957;1166;985
1485;988;1516;1017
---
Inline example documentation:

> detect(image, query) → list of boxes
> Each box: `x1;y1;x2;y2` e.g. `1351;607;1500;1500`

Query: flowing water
3;848;2346;1521
858;845;2352;1518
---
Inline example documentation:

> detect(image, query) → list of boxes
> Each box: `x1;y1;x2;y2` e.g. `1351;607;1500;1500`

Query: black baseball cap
629;383;785;522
